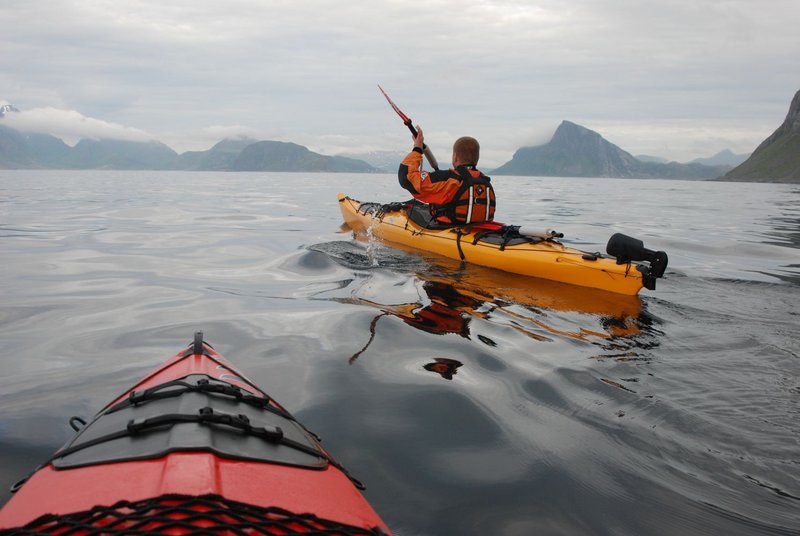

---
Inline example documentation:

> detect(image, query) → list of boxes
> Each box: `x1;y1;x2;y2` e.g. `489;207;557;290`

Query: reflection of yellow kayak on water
338;193;667;295
421;261;643;339
330;254;644;363
426;259;642;323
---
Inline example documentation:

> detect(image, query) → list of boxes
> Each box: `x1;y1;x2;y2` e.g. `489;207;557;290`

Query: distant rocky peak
549;121;610;151
552;120;594;139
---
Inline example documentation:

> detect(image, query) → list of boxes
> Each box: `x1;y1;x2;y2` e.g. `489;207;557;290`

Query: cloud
3;107;154;145
1;1;799;163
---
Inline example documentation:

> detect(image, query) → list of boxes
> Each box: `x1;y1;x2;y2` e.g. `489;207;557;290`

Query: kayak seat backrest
406;200;458;230
51;374;328;471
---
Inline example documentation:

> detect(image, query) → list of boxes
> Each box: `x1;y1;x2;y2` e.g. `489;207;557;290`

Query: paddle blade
378;85;411;124
378;84;438;169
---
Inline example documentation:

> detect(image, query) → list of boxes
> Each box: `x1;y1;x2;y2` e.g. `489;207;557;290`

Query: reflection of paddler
404;281;479;337
341;259;645;363
346;281;481;363
419;258;644;339
423;357;463;380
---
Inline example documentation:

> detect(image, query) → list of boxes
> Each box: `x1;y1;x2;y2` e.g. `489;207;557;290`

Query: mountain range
0;122;379;173
0;118;739;178
3;91;799;182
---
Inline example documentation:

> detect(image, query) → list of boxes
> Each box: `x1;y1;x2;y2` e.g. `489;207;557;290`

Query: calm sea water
1;170;798;535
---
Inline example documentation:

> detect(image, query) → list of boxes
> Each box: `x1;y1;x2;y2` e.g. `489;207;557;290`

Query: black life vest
433;166;496;224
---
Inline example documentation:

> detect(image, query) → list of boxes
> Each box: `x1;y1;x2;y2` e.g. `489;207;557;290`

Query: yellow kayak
337;193;668;296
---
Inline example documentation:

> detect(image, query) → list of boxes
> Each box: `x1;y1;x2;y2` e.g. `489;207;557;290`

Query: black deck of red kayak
51;374;329;471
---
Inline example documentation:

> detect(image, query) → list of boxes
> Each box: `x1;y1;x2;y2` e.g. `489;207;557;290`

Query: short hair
453;136;480;166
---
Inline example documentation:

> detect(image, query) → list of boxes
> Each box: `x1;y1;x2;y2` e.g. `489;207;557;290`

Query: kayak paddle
378;85;440;170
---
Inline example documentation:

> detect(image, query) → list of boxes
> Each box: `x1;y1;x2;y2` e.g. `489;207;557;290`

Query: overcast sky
2;0;799;167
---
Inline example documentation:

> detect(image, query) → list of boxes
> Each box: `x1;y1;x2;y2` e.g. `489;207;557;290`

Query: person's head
452;136;480;167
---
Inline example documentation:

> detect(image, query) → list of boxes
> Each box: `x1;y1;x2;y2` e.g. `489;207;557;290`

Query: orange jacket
398;148;495;223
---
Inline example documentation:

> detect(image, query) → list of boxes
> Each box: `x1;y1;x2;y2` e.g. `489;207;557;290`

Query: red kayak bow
0;332;391;535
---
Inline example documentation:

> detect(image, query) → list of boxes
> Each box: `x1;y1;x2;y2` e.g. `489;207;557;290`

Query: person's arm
398;147;425;195
398;127;460;203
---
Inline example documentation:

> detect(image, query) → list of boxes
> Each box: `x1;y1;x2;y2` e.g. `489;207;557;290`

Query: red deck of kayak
0;341;390;533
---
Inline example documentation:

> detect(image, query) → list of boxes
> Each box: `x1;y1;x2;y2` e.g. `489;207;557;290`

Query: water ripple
1;171;798;534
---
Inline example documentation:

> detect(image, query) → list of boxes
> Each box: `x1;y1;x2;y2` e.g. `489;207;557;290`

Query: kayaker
399;126;496;224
